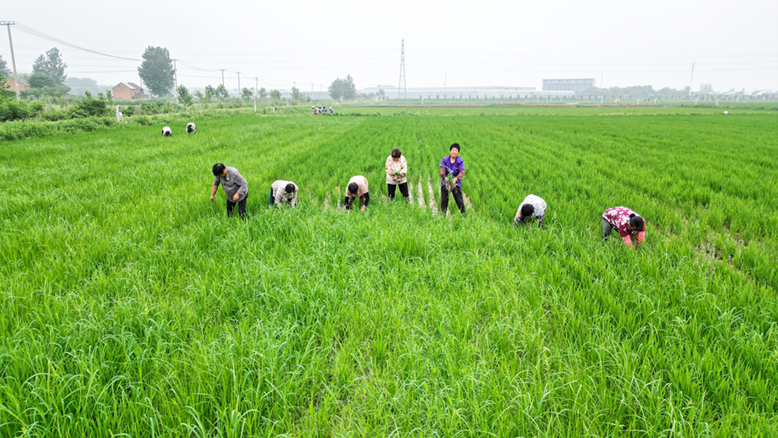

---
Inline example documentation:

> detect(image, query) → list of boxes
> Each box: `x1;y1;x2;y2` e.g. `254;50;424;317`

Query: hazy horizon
4;0;777;94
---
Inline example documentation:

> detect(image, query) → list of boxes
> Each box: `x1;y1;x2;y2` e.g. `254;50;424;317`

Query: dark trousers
344;193;370;210
441;186;465;214
227;194;248;219
388;183;409;201
602;218;613;240
269;187;275;206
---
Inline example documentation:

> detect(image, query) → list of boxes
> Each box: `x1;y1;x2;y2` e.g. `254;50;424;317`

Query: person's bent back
602;206;645;247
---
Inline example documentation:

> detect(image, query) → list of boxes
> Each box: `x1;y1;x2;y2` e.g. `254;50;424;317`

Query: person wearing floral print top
514;194;547;228
602;206;645;247
385;148;409;202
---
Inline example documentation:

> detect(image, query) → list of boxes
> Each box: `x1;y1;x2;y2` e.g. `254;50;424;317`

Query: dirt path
416;175;426;208
427;176;438;214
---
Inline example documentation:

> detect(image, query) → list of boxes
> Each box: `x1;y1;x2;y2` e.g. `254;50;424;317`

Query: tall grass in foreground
0;114;776;437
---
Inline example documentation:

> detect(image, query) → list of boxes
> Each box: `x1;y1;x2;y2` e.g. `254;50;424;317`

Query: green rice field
1;108;777;437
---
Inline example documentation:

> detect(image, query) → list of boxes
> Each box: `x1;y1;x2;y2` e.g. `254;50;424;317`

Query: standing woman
385;148;409;202
439;143;466;214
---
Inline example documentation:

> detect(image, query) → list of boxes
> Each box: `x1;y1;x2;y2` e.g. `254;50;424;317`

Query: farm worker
385;148;409;202
514;194;546;228
344;175;369;211
602;207;645;248
186;122;196;134
439;143;466;214
329;106;334;114
116;105;123;122
210;163;249;219
269;180;298;207
162;126;172;136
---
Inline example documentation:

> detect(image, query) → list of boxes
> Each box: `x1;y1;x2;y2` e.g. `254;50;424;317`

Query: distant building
542;79;595;94
4;77;30;92
112;82;145;99
359;85;564;100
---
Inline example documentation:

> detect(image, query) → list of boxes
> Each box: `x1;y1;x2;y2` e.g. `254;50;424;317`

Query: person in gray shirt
210;163;248;218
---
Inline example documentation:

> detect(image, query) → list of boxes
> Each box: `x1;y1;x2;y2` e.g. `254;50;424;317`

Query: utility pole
220;69;225;87
398;39;407;99
254;77;258;112
173;59;178;90
1;21;20;102
688;62;695;97
237;72;240;94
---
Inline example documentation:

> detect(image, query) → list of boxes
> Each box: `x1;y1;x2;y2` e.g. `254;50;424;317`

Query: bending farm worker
385;148;409;202
162;126;172;136
210;163;249;219
270;180;298;207
514;194;547;229
439;143;466;214
602;206;646;248
344;175;369;212
186;123;197;134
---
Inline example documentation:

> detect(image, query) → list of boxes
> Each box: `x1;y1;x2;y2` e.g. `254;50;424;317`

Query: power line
13;22;142;61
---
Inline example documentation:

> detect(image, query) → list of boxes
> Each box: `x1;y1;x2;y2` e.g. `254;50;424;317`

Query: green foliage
1;112;778;437
241;87;253;102
259;87;267;99
270;89;281;100
177;85;193;107
0;96;35;121
138;46;175;97
215;84;229;101
28;73;57;88
328;75;357;101
291;86;303;101
0;55;10;76
68;90;110;118
203;85;216;103
31;47;68;85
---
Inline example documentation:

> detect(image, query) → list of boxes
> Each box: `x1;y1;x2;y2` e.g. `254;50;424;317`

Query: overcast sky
3;0;777;92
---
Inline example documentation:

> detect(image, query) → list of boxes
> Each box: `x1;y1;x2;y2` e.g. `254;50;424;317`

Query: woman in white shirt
385;148;409;202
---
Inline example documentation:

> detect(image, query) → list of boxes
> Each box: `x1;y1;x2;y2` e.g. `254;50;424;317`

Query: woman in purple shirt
439;143;466;214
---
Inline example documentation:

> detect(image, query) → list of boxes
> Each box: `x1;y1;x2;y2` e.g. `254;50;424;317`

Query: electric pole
398;39;407;100
237;72;240;94
1;21;20;102
220;69;225;87
688;62;695;97
173;59;178;90
254;77;258;112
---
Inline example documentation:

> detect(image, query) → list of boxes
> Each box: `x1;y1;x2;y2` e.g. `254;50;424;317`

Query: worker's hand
210;196;215;203
233;193;240;202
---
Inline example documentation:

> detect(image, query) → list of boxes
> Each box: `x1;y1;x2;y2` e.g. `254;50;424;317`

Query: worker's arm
210;184;218;202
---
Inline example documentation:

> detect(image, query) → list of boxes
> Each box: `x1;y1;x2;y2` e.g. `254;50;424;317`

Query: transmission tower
398;39;407;100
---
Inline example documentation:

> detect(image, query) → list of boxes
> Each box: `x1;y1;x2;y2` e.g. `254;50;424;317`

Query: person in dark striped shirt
210;163;249;219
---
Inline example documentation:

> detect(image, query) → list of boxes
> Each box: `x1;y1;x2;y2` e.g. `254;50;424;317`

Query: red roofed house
4;77;30;92
112;82;145;99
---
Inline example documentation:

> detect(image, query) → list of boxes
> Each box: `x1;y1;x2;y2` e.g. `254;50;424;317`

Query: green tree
193;90;204;101
259;87;267;99
216;84;230;101
31;48;68;85
241;87;253;101
291;86;304;101
0;56;9;77
137;46;175;97
177;85;193;107
270;89;281;100
28;73;57;88
203;85;216;103
328;75;357;101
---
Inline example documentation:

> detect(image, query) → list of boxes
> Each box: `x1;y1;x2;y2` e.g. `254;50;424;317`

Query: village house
112;82;145;100
4;77;30;92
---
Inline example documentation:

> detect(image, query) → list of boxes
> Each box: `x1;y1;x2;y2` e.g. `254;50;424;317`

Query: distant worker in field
116;105;123;123
514;194;546;228
439;143;466;214
329;106;334;114
602;206;645;248
344;175;369;211
269;180;298;207
385;148;409;202
210;163;249;219
162;126;172;136
186;123;196;134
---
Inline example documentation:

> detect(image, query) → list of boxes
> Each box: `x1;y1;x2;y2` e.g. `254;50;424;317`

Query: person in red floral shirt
602;207;645;248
